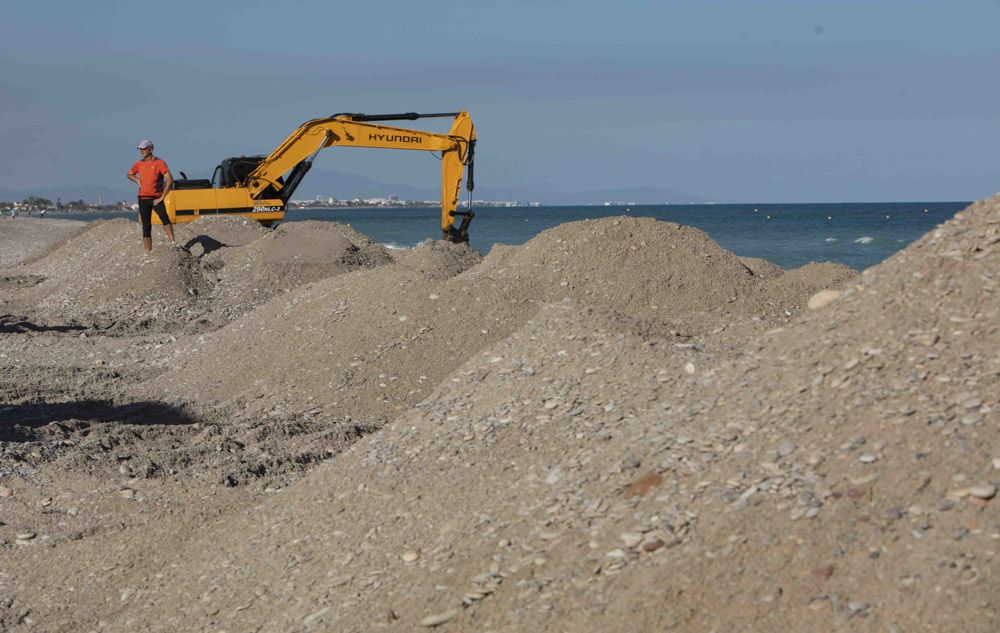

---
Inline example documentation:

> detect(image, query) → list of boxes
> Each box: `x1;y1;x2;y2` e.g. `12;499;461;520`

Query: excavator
159;111;477;242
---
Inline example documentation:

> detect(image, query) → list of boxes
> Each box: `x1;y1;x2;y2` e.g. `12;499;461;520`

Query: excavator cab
171;175;212;190
173;156;285;198
212;156;267;189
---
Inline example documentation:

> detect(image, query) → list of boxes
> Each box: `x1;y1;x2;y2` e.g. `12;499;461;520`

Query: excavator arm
248;111;476;241
160;111;477;242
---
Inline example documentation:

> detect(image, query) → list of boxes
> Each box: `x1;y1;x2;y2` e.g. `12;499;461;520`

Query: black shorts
137;197;170;237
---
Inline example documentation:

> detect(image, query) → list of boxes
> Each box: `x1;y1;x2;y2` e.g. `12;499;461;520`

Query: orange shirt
129;158;170;197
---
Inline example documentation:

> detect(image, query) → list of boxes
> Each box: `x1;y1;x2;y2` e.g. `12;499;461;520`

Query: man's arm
154;171;173;205
127;170;140;186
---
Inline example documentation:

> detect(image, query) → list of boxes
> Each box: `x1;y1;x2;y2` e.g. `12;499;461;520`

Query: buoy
886;214;890;219
766;215;771;220
827;215;832;220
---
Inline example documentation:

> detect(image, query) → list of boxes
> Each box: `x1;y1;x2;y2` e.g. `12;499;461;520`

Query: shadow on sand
183;235;227;257
0;399;200;442
0;315;87;334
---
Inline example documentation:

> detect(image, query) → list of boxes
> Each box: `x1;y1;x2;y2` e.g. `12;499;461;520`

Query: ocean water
288;202;969;270
46;201;968;271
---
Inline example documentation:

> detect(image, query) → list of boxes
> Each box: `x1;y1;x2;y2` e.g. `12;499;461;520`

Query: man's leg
153;202;177;245
138;199;154;252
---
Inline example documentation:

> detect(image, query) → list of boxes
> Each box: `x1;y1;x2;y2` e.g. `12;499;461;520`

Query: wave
380;242;409;250
825;237;838;242
854;236;874;244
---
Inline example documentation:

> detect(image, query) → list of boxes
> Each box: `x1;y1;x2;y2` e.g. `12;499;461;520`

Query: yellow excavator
159;111;477;242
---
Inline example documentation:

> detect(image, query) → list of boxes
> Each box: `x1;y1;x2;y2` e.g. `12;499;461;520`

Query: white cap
137;139;153;149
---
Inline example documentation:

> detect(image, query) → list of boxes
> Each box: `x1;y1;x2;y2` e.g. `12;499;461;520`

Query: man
127;139;177;251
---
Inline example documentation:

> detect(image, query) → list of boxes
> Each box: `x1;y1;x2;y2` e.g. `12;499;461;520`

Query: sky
1;0;999;203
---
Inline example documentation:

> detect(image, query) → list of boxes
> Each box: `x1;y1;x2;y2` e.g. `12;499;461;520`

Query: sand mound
125;217;842;486
392;239;482;279
178;215;272;250
16;198;999;631
0;217;89;267
475;216;768;321
2;217;396;333
764;260;857;308
738;255;785;279
5;220;208;332
49;195;991;632
193;220;394;322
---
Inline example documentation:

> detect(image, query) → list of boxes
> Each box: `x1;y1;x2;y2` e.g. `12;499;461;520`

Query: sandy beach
1;201;997;631
0;218;89;267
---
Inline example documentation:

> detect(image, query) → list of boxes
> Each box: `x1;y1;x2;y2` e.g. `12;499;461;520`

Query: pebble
859;453;878;464
621;532;643;549
623;472;663;499
807;289;842;310
914;332;938;346
421;609;457;627
776;440;796;457
301;607;330;630
961;413;981;426
0;486;14;497
969;485;997;500
848;601;870;616
684;362;696;375
641;536;666;552
545;467;563;485
118;488;136;500
16;531;37;542
401;550;420;563
961;397;982;409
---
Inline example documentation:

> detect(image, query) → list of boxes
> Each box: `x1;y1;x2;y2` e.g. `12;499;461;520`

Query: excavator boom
159;111;477;242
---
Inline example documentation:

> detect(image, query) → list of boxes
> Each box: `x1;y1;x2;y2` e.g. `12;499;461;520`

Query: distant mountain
294;169;436;202
0;184;134;204
469;185;710;205
296;169;708;205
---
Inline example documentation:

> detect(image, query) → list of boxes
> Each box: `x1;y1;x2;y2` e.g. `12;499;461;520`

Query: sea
46;201;969;271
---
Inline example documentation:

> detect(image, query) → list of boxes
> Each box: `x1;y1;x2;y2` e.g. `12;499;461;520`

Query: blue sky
2;0;998;202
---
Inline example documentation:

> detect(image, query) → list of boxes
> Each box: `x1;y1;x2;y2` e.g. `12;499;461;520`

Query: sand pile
152;217;849;414
3;220;206;332
1;217;395;334
0;218;89;268
114;218;848;486
3;197;991;632
195;220;394;322
6;199;994;632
